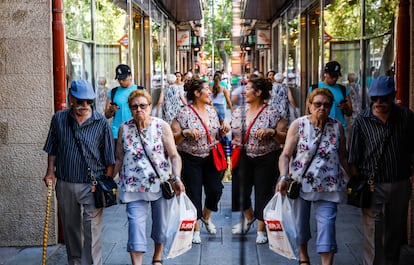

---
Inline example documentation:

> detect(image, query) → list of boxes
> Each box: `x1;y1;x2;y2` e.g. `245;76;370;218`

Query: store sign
177;30;191;51
256;29;271;49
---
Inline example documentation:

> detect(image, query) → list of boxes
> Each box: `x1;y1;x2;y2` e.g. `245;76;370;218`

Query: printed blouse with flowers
232;104;281;157
290;116;346;193
268;82;289;120
175;104;221;157
119;118;171;194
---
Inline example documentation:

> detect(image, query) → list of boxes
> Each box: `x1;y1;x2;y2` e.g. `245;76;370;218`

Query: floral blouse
119;118;171;194
175;105;221;157
290;116;346;193
232;104;281;157
162;84;185;124
268;82;289;120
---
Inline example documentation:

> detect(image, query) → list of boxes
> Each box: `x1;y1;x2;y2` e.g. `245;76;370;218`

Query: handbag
346;176;371;208
92;175;118;208
232;104;267;169
188;105;227;171
136;128;175;200
68;117;117;208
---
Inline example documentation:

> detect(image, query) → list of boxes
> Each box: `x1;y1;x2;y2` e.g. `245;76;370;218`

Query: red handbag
231;104;267;170
188;105;227;171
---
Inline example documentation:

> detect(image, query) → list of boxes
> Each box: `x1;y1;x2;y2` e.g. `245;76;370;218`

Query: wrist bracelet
280;175;291;182
171;175;180;182
181;130;187;138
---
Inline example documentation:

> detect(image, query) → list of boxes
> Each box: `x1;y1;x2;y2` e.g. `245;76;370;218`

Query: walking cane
42;180;53;265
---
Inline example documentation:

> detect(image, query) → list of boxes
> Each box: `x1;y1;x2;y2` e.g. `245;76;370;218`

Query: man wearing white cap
44;80;115;265
348;75;414;265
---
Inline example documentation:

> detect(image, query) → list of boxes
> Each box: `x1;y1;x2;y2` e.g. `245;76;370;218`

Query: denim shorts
126;198;168;252
213;103;225;122
294;198;338;253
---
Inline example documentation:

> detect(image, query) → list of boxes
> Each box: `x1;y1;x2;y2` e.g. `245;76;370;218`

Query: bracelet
271;129;277;137
181;130;187;138
280;175;291;182
171;175;181;182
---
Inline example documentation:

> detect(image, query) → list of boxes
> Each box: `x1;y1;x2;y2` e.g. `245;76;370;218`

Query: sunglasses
75;98;94;105
370;95;389;102
130;103;149;110
312;102;332;108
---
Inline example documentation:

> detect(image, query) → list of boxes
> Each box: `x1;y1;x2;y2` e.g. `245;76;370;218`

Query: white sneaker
192;231;201;244
201;217;217;234
256;231;268;244
232;218;256;234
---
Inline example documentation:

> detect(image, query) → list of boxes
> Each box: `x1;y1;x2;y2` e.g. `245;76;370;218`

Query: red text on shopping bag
265;220;283;232
179;220;196;231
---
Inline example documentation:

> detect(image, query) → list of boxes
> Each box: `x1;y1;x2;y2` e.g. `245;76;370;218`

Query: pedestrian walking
348;75;414;265
43;80;115;265
277;88;349;265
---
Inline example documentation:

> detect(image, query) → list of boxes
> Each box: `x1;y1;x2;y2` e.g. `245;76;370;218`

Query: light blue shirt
107;84;138;139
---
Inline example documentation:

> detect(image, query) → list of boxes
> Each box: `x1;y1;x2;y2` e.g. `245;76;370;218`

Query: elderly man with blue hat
348;75;414;265
43;80;115;265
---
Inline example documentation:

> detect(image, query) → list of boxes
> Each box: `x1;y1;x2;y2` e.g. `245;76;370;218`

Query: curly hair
248;77;272;100
308;88;334;105
183;78;206;101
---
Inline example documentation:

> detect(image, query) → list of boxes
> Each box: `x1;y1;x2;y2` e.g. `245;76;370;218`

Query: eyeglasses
370;95;389;102
75;98;94;105
130;103;149;110
312;102;332;108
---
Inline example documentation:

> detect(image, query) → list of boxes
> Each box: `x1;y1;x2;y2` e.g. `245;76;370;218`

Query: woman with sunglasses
113;90;185;265
171;77;230;244
276;88;350;265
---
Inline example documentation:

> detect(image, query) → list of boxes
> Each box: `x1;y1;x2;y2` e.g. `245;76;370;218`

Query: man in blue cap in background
348;75;414;265
43;80;115;265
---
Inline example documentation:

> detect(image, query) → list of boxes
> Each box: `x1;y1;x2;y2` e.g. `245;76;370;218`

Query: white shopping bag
163;193;197;259
264;192;299;260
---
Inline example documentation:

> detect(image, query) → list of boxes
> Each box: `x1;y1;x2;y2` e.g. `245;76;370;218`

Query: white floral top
231;104;281;157
290;116;346;195
175;105;221;157
162;84;185;124
119;118;171;196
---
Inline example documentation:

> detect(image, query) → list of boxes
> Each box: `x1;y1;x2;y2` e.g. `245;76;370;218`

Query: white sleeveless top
118;118;171;202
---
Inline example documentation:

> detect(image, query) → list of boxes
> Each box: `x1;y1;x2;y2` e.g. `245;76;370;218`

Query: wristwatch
171;175;181;182
280;175;291;182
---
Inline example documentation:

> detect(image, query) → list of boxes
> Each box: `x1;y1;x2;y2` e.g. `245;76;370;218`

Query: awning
153;0;203;23
242;0;292;21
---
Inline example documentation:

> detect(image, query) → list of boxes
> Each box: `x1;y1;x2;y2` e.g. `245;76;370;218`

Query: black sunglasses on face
370;95;389;102
75;98;94;105
130;103;149;110
312;101;332;108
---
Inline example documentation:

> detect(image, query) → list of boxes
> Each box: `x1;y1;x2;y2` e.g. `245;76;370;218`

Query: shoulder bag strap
300;123;326;178
242;104;267;144
135;124;161;178
188;105;214;144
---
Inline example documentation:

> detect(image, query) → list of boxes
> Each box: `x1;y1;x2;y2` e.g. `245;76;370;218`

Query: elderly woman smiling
276;88;350;265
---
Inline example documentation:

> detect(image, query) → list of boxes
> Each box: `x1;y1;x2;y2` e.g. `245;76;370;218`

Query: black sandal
152;260;163;265
299;261;310;265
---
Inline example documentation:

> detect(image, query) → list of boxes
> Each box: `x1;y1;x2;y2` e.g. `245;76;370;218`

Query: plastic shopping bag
264;192;299;260
163;193;197;259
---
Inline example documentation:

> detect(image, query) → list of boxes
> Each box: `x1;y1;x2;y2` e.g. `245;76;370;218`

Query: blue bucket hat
69;80;95;100
368;76;395;97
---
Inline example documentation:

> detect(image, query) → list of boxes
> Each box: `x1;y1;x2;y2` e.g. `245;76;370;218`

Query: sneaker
232;218;256;234
192;231;201;244
201;217;217;234
256;231;268;244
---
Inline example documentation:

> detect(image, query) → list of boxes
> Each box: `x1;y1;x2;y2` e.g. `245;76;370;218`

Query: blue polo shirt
43;108;115;183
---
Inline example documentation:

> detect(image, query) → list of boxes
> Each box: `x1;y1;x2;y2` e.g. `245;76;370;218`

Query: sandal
256;231;268;244
152;260;163;265
299;261;310;265
200;217;217;234
192;231;201;244
232;217;256;234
